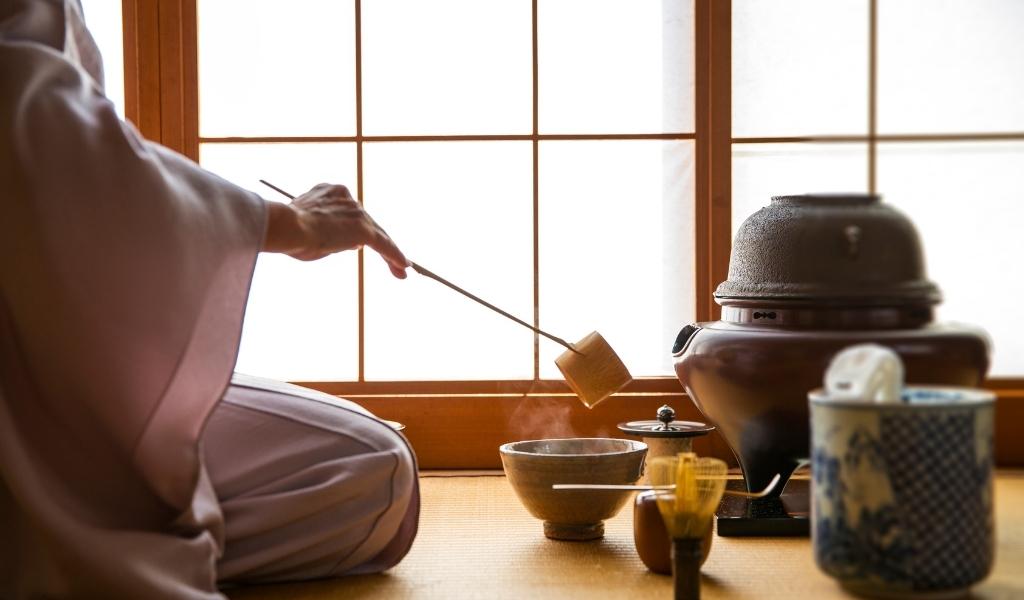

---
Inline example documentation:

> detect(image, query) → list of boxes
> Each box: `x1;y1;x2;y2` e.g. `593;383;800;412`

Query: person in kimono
0;0;419;597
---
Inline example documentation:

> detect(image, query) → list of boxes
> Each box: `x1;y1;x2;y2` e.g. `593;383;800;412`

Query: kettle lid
715;194;941;306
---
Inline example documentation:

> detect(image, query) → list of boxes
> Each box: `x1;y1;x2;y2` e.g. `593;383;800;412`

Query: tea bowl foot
543;521;604;541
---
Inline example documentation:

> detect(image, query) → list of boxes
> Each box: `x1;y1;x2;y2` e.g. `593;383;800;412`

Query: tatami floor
227;472;1024;600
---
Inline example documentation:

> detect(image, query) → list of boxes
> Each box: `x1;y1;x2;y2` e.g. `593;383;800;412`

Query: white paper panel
538;0;694;134
80;0;124;117
878;142;1024;376
539;141;695;378
879;0;1024;134
199;143;359;381
198;0;356;137
362;0;531;135
733;0;869;137
362;142;534;380
732;143;869;232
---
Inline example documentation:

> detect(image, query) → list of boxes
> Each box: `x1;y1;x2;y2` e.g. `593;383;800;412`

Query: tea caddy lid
715;194;941;307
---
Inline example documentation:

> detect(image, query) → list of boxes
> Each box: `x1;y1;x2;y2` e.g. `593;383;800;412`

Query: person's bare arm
262;201;306;255
262;184;409;279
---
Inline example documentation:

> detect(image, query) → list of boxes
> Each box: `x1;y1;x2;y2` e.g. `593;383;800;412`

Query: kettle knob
844;224;861;257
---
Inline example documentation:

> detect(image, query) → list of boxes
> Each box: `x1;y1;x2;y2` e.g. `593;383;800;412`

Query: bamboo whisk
648;453;729;600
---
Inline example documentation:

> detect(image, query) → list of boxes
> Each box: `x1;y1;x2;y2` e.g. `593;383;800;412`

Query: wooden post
122;0;198;160
694;0;732;323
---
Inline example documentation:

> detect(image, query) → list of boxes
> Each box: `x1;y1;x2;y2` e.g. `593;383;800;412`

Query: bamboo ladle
259;180;633;408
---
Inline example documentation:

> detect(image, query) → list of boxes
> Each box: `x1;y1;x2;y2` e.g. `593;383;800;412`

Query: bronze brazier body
672;195;989;522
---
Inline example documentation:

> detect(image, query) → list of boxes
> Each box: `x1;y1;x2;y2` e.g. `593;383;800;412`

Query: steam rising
507;395;611;441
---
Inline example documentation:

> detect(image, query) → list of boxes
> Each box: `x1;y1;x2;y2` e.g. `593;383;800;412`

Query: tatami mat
227;474;1024;600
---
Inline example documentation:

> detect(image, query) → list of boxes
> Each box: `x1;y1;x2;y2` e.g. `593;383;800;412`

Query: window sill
292;377;1024;469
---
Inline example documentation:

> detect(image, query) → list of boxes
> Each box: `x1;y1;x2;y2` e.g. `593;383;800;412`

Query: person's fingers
332;184;355;199
362;224;409;279
309;182;353;198
387;259;408;279
288;189;409;278
379;243;410;278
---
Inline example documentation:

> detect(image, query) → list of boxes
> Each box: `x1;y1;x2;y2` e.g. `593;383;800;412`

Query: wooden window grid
121;0;1023;469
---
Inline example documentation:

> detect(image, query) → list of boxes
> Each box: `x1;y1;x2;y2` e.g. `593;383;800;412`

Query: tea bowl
499;438;647;541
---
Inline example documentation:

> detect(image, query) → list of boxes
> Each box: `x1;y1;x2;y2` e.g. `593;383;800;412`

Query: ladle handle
258;180;580;354
259;179;296;200
409;262;579;353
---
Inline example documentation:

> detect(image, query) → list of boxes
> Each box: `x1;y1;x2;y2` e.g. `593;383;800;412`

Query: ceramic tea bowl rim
499;437;647;458
808;384;994;410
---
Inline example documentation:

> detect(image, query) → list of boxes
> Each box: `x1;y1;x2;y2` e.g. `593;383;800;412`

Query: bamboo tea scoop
551;473;782;499
259;180;633;408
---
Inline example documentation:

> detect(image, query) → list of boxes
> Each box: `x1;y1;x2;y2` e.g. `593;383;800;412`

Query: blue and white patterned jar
809;386;995;598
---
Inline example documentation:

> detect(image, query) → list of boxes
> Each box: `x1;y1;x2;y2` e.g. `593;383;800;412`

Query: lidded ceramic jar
617;404;713;482
672;194;989;497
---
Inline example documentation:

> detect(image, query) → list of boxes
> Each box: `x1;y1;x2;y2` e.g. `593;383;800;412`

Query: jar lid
617;404;715;438
715;194;941;307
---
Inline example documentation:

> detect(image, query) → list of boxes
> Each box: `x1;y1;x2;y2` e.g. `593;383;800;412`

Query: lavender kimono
0;1;418;597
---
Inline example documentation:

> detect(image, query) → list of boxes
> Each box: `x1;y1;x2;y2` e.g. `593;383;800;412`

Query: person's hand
264;183;409;278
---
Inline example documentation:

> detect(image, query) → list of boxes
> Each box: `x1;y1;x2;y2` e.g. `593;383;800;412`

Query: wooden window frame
122;0;1023;469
